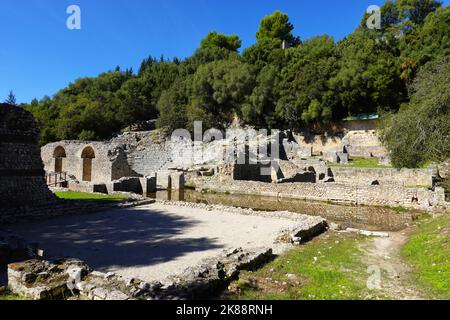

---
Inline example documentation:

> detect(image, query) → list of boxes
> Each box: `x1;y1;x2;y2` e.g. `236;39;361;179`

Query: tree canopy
22;2;449;164
5;90;17;106
381;56;450;168
200;32;242;52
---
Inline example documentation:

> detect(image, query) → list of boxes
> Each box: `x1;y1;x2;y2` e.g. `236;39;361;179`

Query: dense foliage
18;1;449;163
381;56;450;168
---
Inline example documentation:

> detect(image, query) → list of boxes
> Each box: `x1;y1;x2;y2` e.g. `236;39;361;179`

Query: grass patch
55;191;128;204
224;233;380;300
330;157;392;169
0;291;27;300
402;214;450;299
0;295;27;300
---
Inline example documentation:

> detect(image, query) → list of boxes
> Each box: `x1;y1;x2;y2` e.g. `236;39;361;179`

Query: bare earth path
361;229;427;300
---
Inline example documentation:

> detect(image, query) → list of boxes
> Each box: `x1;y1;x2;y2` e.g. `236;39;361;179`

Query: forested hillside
21;0;449;169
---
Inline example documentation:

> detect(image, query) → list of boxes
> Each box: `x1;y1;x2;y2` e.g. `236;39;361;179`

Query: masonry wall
110;131;172;176
0;104;55;209
198;179;445;210
331;167;435;187
41;141;135;184
293;120;388;158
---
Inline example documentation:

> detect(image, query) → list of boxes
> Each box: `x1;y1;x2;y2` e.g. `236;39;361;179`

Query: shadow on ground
7;207;223;271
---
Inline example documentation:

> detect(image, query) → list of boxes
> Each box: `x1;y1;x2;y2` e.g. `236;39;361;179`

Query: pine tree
5;90;17;106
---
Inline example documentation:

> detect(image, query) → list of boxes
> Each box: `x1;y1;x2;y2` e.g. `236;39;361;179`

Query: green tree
399;5;450;80
156;77;191;132
330;31;405;116
397;0;442;26
256;11;300;46
242;38;287;71
189;59;255;129
242;65;280;127
200;32;242;52
381;56;450;168
115;77;158;125
276;35;339;129
5;90;17;106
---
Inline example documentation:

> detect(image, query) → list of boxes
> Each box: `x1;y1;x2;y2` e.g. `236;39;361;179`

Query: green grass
225;233;379;300
55;191;129;204
0;295;27;300
402;214;450;299
0;291;27;300
330;157;392;169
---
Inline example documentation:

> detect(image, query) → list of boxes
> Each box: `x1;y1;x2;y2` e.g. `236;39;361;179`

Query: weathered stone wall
41;141;135;184
0;104;55;209
293;120;387;158
342;130;387;158
111;131;172;176
198;179;446;211
331;167;435;187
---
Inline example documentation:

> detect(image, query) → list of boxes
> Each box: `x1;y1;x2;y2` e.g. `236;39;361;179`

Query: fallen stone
345;228;389;238
107;290;129;300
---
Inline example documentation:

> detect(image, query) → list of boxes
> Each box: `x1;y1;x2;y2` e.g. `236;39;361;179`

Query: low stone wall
197;179;446;211
331;167;435;187
0;230;39;272
7;248;275;300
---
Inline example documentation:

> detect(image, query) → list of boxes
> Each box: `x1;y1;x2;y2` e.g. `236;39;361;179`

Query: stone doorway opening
81;147;95;182
53;146;66;173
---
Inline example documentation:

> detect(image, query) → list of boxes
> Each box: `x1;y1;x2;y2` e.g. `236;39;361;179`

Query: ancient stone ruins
0;104;448;300
39;116;447;211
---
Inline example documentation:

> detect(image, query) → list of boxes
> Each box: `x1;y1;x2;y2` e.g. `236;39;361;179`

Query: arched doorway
53;146;66;173
81;146;95;182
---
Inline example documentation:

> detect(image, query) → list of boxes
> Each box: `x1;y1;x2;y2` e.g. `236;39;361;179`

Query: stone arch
81;146;95;182
53;146;67;173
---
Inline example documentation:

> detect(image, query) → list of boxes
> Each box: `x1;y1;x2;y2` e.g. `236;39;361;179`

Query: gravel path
7;203;311;283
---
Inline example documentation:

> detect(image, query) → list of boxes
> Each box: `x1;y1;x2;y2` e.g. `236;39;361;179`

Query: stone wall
111;131;172;176
331;167;435;187
293;120;388;159
41;141;135;185
0;104;55;209
197;179;446;211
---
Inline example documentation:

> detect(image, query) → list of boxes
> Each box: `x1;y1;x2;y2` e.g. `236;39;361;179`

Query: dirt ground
5;203;301;284
361;229;427;300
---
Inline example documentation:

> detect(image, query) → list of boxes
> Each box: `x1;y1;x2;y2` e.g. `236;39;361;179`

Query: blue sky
0;0;448;103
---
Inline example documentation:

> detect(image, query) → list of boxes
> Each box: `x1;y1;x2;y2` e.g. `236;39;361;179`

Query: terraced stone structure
0;104;55;211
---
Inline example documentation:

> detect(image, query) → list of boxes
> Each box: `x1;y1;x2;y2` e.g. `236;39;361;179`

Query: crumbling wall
331;167;435;187
198;179;446;211
0;104;55;209
111;131;172;176
41;141;135;184
293;120;388;159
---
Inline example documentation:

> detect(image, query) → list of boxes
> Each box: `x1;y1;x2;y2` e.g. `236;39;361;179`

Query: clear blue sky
0;0;448;103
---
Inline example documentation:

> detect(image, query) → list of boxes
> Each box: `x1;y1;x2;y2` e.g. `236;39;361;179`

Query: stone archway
81;146;95;182
53;146;66;173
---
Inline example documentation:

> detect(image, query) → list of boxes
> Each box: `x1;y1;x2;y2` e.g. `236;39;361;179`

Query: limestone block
298;145;313;158
337;152;349;165
170;172;185;190
140;176;157;194
156;171;172;190
324;151;339;163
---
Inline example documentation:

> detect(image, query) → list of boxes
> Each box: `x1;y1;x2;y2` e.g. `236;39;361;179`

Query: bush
381;57;450;168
